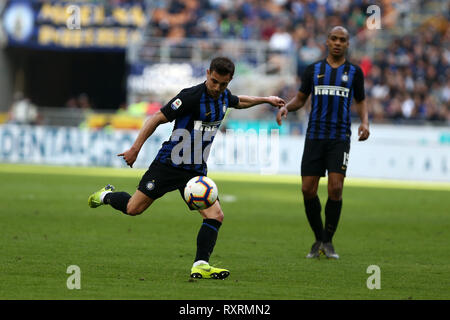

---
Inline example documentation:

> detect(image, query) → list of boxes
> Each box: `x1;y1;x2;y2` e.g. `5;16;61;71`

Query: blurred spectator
8;92;40;125
126;94;163;117
360;56;372;77
441;79;450;103
269;25;293;54
425;96;447;122
401;94;414;119
76;93;94;129
65;97;78;109
220;13;243;38
64;93;93;110
298;38;322;74
77;93;93;111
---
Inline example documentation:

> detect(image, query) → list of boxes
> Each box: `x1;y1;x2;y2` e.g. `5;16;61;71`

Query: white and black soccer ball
184;176;218;210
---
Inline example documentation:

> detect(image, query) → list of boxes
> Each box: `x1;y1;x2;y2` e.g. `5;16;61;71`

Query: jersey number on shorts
343;152;349;167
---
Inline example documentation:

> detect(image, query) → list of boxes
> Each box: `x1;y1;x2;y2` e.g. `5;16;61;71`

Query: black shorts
301;139;350;177
138;160;200;202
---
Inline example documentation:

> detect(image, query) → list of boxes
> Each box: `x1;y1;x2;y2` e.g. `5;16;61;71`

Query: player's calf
103;191;131;214
124;190;154;216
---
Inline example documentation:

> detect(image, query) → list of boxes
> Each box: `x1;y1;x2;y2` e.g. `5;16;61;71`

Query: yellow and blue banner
1;0;146;51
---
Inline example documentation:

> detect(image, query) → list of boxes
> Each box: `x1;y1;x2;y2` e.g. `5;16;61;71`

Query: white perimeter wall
0;123;448;182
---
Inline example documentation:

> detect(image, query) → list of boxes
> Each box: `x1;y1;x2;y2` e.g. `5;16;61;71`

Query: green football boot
88;184;115;208
306;241;323;259
190;263;230;280
321;242;340;259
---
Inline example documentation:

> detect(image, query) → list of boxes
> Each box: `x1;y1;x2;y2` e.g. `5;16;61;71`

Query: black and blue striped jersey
299;59;365;140
157;82;239;175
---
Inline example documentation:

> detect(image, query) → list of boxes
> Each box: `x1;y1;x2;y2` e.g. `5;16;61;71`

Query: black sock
194;219;222;263
304;196;323;242
104;192;131;214
323;198;343;243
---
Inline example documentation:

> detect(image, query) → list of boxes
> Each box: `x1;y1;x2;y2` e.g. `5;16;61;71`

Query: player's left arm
235;95;285;109
354;99;370;141
353;66;369;141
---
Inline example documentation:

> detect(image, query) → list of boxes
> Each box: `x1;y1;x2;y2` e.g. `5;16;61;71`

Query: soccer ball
184;176;218;210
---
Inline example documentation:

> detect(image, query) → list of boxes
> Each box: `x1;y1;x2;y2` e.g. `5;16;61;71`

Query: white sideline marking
220;194;237;203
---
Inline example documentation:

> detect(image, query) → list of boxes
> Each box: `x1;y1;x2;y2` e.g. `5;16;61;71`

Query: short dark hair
209;57;235;77
328;26;350;40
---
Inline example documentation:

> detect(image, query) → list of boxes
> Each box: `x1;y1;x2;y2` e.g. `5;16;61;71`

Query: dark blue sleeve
353;66;365;102
227;90;240;108
299;64;314;96
160;88;197;122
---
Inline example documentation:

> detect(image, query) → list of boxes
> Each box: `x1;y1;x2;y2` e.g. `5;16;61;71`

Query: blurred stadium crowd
4;0;450;126
145;0;449;124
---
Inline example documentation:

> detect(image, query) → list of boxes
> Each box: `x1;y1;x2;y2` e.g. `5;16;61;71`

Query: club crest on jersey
146;180;155;191
171;98;182;110
342;74;348;82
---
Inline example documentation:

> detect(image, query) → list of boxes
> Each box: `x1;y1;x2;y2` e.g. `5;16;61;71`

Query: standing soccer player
88;57;285;278
276;26;370;259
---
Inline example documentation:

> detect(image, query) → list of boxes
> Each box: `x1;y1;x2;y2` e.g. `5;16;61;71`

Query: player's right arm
118;111;169;168
276;91;309;126
276;63;314;126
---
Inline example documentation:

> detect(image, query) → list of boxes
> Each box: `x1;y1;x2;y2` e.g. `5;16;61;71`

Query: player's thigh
301;139;326;177
325;139;350;176
138;161;190;200
127;190;154;215
198;200;224;222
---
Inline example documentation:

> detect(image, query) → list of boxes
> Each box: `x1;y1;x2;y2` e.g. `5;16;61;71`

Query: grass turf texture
0;164;449;299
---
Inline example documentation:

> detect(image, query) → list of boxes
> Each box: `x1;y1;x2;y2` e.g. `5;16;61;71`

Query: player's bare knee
328;184;343;200
215;209;224;222
204;207;224;222
302;186;317;199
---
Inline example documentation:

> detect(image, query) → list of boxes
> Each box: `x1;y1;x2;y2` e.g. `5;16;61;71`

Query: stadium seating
145;0;449;124
3;0;447;126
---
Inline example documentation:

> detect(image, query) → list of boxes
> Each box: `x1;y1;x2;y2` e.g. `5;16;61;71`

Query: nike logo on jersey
317;74;325;78
205;111;212;116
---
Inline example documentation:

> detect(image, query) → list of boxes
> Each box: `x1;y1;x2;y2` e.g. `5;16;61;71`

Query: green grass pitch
0;164;449;299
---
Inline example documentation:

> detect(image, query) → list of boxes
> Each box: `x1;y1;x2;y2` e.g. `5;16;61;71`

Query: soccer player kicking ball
277;26;370;259
88;57;285;279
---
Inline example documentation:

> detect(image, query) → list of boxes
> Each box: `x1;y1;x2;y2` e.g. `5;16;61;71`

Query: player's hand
267;96;285;108
276;107;288;126
358;123;370;141
118;148;139;168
